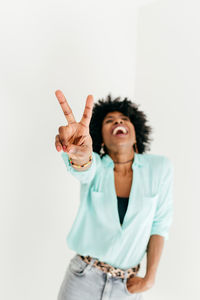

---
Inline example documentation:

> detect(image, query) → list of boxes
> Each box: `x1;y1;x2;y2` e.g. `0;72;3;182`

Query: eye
105;117;129;123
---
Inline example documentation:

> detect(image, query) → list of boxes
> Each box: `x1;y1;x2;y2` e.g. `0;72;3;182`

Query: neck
108;149;135;174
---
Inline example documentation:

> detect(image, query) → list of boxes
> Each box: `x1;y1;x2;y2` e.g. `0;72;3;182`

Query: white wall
1;0;199;299
135;1;200;299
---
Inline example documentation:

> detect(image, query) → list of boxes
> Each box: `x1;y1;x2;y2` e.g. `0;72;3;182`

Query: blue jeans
57;254;144;300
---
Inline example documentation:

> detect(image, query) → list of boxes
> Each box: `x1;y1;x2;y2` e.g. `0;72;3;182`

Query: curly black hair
89;94;154;157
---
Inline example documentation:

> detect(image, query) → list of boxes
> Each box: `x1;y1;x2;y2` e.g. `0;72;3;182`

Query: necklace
114;156;134;164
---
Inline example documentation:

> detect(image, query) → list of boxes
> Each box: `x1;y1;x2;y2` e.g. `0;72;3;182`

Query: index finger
55;89;76;124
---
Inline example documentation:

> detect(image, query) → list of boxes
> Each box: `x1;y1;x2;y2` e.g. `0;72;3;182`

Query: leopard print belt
78;254;140;279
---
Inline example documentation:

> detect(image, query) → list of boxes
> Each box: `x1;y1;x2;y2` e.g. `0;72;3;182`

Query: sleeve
150;157;174;241
60;150;101;184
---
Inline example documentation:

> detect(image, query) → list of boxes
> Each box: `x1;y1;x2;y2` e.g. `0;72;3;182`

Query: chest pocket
90;188;104;199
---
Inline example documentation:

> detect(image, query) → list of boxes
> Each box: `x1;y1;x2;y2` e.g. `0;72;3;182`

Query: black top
117;196;129;226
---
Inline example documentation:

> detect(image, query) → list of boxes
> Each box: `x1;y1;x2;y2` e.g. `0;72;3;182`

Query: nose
113;118;124;124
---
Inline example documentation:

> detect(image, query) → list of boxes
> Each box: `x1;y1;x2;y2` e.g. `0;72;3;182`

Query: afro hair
89;94;154;157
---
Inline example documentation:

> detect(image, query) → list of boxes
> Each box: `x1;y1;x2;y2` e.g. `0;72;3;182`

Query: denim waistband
77;254;140;280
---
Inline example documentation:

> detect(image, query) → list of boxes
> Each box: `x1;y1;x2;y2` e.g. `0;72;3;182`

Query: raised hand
55;90;94;163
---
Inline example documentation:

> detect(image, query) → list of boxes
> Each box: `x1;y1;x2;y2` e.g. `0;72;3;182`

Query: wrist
144;272;156;285
69;154;92;168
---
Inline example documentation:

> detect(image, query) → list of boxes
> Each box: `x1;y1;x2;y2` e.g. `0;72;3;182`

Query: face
101;111;136;153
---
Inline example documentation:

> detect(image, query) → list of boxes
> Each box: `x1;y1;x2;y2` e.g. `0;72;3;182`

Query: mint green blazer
61;151;174;269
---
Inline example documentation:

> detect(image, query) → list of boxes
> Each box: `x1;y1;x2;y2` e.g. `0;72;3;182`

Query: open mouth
112;126;128;136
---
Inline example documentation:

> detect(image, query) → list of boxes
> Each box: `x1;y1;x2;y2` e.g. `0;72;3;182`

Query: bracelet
69;155;92;168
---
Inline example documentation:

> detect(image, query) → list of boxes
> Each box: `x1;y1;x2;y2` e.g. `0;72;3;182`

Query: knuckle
58;126;65;133
55;134;60;141
55;140;61;146
60;138;67;145
82;113;89;119
63;109;72;117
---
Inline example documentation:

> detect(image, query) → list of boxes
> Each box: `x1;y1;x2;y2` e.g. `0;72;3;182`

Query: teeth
112;126;127;135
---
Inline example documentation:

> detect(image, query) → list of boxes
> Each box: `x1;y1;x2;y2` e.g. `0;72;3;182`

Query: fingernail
57;145;61;151
63;145;66;151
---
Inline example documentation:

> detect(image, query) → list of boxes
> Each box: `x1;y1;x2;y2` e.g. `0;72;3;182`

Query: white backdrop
1;0;199;299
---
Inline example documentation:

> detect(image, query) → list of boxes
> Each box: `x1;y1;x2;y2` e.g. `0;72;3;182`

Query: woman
55;90;174;300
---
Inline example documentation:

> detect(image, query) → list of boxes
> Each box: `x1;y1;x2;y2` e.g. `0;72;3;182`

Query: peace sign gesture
55;90;94;164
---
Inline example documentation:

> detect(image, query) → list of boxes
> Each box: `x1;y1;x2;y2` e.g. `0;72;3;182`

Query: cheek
129;125;136;135
101;126;110;141
101;128;107;140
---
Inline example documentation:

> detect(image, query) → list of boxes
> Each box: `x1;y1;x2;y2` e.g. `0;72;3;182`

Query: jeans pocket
123;277;136;296
69;255;89;277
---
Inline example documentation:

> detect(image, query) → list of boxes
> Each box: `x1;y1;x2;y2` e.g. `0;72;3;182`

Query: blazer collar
102;152;143;168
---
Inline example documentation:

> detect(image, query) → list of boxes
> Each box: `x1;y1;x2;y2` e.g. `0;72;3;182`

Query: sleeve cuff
60;150;97;183
150;230;169;241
